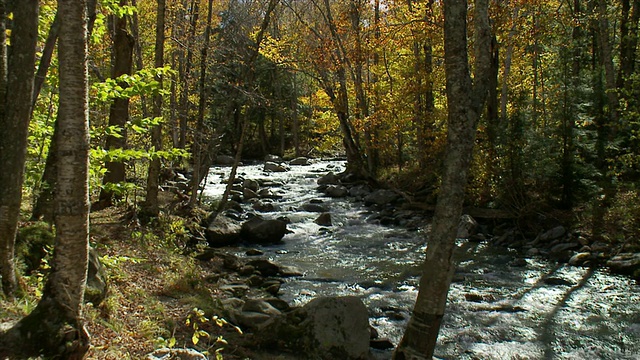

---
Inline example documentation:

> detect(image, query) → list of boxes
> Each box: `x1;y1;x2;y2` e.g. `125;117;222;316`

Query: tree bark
0;0;90;357
393;0;491;358
142;0;166;218
0;0;39;297
96;1;135;209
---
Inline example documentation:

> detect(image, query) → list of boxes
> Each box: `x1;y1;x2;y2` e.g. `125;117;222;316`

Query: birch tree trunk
0;0;90;357
393;0;491;358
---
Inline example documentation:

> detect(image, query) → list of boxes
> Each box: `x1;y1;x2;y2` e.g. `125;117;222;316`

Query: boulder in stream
363;189;398;206
289;157;310;165
324;185;349;198
314;213;332;226
240;217;290;244
256;296;371;360
264;161;288;172
318;172;340;185
204;215;242;247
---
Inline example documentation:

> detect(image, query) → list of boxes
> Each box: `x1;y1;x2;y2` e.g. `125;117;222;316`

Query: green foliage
185;308;241;359
91;67;175;103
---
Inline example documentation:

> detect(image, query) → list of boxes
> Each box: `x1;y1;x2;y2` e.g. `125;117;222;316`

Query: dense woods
1;0;640;358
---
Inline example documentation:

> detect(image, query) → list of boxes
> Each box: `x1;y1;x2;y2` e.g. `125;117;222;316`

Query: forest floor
1;205;264;360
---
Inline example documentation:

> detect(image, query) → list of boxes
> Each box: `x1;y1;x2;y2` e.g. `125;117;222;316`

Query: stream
202;160;640;360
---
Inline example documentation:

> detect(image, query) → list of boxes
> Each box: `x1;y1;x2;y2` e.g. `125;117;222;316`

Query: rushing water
202;160;640;360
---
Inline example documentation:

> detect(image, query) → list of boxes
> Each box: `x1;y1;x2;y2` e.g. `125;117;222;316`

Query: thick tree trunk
97;1;135;209
142;0;166;217
393;0;491;358
0;0;90;357
0;0;39;297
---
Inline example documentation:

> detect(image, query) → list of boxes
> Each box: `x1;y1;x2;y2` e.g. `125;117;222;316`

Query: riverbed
202;160;640;360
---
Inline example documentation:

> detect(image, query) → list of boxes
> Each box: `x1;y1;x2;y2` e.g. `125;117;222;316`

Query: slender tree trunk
142;0;166;217
393;0;491;358
189;0;214;207
0;0;39;297
179;0;199;149
97;1;135;209
0;0;90;357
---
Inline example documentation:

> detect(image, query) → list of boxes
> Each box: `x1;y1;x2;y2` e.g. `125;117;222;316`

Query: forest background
0;0;639;358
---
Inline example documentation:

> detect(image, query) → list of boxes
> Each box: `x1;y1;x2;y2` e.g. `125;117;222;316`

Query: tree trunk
0;0;39;297
393;0;491;358
142;0;166;218
96;1;135;209
189;0;214;207
0;0;90;357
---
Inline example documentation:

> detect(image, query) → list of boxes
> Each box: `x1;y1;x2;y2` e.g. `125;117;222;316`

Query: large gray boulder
457;214;478;239
240;217;289;244
204;215;242;247
256;296;371;360
289;157;310;166
317;172;340;185
324;185;349;198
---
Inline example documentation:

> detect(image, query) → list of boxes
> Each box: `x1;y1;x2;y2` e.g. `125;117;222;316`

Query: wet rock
240;217;289;244
145;348;207;360
257;296;371;360
215;155;236;165
246;248;264;256
457;214;478;239
364;189;398;206
85;247;108;305
264;161;288;172
204;215;242;247
464;293;496;303
349;184;372;199
526;248;540;257
243;178;260;192
243;188;259;200
549;242;580;262
544;277;575;286
258;188;282;200
302;202;328;213
568;252;593;266
314;213;332;226
239;265;255;276
252;200;276;213
279;264;304;277
247;259;282;276
324;185;349;198
509;258;528;267
591;241;610;253
607;253;640;277
236;311;273;330
290;157;310;165
318;172;341;185
539;226;567;242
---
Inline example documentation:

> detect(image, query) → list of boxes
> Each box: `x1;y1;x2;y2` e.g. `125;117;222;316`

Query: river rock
264;161;288;172
349;184;371;199
205;215;242;247
243;188;259;200
324;185;349;198
243;298;283;316
240;217;289;244
457;214;478;239
539;226;567;242
364;189;398;206
302;202;328;213
315;213;332;226
252;200;276;212
258;188;282;200
243;178;260;192
290;157;310;165
145;348;207;360
215;155;236;165
607;253;640;277
247;259;282;276
318;172;340;185
85;247;108;305
549;242;580;262
568;252;593;266
256;296;371;360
